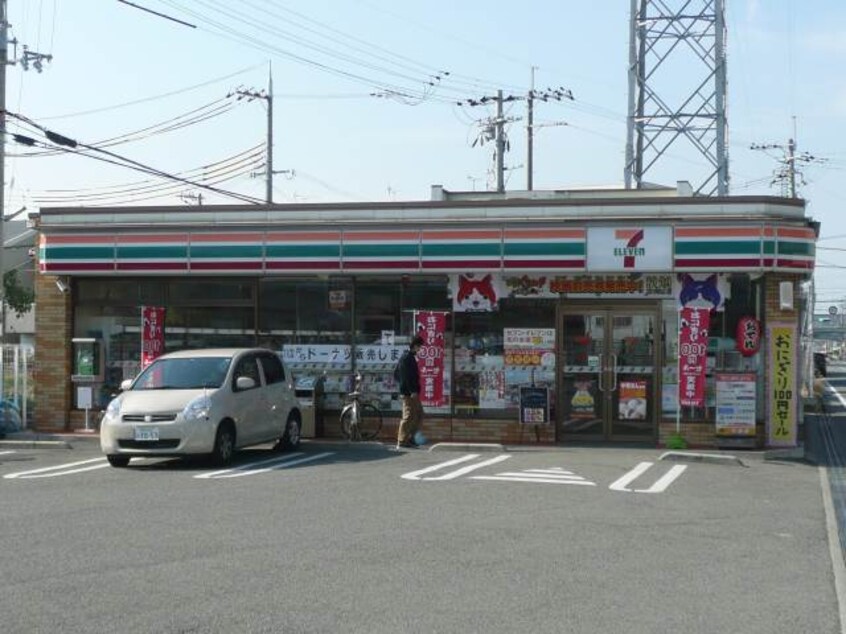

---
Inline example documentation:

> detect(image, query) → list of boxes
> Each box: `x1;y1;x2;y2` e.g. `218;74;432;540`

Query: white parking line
4;457;108;479
0;450;16;456
194;452;335;479
401;454;511;481
472;467;596;486
608;462;687;493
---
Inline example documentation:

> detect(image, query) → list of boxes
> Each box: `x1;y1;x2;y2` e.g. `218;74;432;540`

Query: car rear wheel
212;423;236;465
107;455;130;468
278;415;301;451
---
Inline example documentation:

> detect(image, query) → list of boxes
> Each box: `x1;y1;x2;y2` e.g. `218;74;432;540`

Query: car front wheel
107;455;130;468
278;415;301;451
212;423;236;465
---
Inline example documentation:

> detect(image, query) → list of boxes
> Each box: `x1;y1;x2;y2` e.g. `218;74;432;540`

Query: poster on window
678;307;710;407
478;371;506;408
715;373;757;437
141;306;166;369
767;324;797;447
414;311;447;407
570;380;597;418
618;380;648;420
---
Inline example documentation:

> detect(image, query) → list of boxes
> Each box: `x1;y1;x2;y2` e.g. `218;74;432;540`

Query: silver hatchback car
100;348;301;467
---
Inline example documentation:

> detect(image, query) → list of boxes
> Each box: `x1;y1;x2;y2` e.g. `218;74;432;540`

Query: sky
4;0;845;308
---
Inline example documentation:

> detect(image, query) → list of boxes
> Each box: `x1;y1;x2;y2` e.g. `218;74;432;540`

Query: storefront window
662;273;762;423
454;298;556;419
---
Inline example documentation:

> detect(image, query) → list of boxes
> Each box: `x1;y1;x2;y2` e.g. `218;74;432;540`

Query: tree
3;270;34;317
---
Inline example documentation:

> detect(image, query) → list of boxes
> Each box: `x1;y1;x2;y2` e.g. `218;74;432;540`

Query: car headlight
183;395;211;421
105;397;122;420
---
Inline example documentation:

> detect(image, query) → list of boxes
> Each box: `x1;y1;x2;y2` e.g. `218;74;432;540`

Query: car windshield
132;356;231;390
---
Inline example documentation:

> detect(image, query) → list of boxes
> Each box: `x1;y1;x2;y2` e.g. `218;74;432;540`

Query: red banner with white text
678;307;710;407
141;306;166;369
414;311;447;407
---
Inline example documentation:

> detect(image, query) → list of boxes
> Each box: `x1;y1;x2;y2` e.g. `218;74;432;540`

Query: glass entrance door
559;306;658;441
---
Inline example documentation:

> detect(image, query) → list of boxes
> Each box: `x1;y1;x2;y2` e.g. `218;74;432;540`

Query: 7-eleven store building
32;186;817;448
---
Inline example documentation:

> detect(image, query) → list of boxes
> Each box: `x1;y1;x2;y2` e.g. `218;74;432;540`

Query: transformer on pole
624;0;729;196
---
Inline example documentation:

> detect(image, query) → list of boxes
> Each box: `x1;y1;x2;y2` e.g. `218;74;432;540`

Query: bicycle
339;372;383;441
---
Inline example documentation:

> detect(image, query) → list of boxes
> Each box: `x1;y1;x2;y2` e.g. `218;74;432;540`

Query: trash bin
294;375;325;438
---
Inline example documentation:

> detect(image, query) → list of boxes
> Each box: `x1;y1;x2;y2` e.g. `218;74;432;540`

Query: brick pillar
34;271;72;431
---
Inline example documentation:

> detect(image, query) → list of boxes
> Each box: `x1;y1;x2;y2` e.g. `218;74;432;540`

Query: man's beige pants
398;394;423;444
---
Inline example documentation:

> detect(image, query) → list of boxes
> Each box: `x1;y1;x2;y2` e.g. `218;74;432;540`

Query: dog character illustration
455;274;499;311
678;273;722;310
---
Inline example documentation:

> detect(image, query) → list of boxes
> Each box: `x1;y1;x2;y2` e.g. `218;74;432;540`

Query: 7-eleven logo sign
614;229;645;268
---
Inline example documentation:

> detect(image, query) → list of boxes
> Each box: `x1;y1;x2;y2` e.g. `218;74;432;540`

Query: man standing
396;335;424;449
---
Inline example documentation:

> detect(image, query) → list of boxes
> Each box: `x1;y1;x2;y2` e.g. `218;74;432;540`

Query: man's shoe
396;441;414;449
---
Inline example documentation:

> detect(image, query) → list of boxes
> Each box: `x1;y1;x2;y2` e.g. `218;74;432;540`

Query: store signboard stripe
343;261;417;270
504;259;585;269
674;241;761;255
266;245;340;257
42;262;115;272
344;231;419;241
116;246;188;258
778;227;816;239
190;233;264;243
675;227;762;238
267;231;342;241
43;246;114;260
190;245;263;258
116;262;188;270
42;234;115;245
421;260;501;269
504;243;585;256
504;228;585;239
674;258;762;268
776;258;814;269
421;230;501;240
266;261;341;270
777;241;814;256
191;262;263;270
115;234;190;244
422;244;501;256
343;244;419;257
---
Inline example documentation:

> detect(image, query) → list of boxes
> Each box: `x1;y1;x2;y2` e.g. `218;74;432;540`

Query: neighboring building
31;184;816;448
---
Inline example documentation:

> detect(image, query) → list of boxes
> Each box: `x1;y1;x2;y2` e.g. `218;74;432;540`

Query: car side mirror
236;376;256;391
120;379;133;391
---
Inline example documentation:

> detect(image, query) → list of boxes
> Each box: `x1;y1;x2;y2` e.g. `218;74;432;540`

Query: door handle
610;354;618;392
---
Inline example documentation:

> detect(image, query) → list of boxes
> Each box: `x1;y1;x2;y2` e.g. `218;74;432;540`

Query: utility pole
230;68;274;204
0;0;51;343
527;67;536;191
459;84;571;194
750;135;825;199
265;68;273;204
495;90;504;193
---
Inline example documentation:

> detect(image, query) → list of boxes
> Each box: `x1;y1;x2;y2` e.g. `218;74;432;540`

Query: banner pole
676;310;681;435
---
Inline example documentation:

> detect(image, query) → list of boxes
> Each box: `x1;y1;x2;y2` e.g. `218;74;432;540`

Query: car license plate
134;427;159;442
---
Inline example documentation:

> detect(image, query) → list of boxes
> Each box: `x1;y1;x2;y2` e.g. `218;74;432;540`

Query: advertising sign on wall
141;306;166;369
678;307;710;407
414;311;448;407
504;328;556;368
767;324;797;447
715;373;757;437
618;380;648;420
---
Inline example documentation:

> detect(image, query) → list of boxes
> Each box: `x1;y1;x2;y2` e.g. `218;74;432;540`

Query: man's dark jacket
398;350;420;396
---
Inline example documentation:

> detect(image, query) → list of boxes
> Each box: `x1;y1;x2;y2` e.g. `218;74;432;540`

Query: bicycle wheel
339;405;355;440
356;403;383;440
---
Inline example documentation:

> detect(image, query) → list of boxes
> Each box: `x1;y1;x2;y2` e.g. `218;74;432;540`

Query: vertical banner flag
141;306;166;369
678;307;710;407
414;311;447;407
767;323;797;447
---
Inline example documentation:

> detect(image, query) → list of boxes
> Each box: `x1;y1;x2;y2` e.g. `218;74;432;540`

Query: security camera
55;278;69;294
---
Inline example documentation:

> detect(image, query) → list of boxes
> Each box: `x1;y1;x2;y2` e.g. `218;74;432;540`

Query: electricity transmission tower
624;0;729;196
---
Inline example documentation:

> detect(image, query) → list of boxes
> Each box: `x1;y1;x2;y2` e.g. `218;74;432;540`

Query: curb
428;442;506;453
0;432;100;449
659;450;746;466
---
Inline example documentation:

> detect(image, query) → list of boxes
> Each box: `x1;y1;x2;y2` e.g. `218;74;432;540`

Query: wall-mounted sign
586;227;672;272
503;274;672;298
674;273;730;312
767;324;797;447
449;273;506;312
